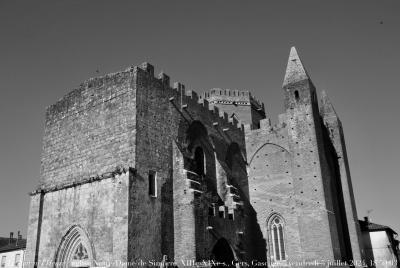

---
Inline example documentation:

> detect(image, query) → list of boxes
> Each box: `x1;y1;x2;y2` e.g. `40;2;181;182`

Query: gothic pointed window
269;215;286;262
54;225;94;268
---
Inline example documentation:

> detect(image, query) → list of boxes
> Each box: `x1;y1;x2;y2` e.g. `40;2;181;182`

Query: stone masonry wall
28;172;129;268
201;88;265;128
39;70;137;189
24;194;42;268
132;63;252;264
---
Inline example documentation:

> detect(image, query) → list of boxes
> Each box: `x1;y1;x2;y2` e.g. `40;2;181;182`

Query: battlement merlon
134;63;246;132
44;62;248;134
244;114;287;134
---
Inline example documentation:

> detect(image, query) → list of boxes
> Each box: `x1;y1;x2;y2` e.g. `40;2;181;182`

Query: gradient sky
0;1;399;238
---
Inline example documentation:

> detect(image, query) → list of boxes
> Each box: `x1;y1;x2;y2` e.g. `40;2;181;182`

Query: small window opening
1;256;6;268
208;206;215;216
218;207;225;218
14;254;20;266
148;170;157;197
194;147;205;176
228;213;234;220
294;90;300;101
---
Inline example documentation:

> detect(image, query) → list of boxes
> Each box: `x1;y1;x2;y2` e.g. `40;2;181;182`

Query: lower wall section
24;172;129;268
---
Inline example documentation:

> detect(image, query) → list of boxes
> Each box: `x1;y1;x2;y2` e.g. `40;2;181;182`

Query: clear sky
0;1;399;238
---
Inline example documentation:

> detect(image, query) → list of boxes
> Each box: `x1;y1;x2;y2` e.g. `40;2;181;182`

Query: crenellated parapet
135;62;246;135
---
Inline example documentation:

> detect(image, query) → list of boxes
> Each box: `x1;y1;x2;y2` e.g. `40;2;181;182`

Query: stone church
24;47;365;267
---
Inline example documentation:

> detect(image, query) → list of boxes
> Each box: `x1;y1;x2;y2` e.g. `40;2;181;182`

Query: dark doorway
211;238;236;267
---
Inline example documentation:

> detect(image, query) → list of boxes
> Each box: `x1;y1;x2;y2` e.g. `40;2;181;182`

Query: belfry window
269;215;286;262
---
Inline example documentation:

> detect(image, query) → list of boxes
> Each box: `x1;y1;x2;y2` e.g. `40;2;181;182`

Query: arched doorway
54;225;95;268
211;238;236;268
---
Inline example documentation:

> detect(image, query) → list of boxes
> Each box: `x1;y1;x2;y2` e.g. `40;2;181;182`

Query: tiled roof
0;240;26;253
359;220;397;235
0;238;10;248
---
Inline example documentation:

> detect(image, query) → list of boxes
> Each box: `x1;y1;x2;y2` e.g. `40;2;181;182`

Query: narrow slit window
1;256;6;267
148;170;157;197
294;90;300;101
194;147;205;176
208;206;215;216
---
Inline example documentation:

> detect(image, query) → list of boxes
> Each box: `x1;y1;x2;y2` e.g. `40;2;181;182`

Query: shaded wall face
133;67;249;263
322;115;364;262
130;69;177;262
361;231;374;266
321;124;353;262
39;71;137;189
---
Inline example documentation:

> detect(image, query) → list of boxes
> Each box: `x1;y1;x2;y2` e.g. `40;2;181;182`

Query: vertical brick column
173;142;197;264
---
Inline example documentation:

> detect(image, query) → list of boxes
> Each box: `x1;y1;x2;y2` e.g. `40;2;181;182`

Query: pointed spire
320;90;338;117
283;47;311;87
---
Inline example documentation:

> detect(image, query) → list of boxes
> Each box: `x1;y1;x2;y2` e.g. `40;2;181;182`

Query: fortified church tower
24;47;364;268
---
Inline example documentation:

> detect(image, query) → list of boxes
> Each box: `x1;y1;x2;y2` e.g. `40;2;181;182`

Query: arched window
269;215;286;262
54;225;94;268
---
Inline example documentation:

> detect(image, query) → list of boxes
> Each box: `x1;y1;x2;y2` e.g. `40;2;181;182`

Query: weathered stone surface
25;48;363;268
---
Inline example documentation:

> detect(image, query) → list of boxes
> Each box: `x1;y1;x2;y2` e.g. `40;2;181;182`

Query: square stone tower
25;63;257;268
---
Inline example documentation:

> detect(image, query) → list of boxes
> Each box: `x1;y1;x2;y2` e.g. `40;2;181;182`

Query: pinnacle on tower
320;90;338;117
283;47;312;87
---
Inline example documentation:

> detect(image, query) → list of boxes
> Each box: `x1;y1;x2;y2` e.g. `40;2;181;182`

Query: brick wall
26;57;363;268
202;88;265;128
132;64;251;264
